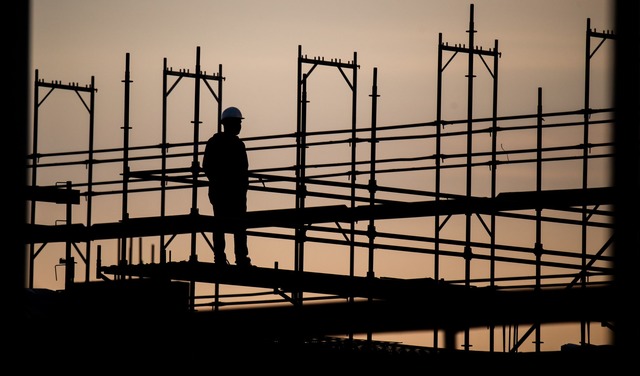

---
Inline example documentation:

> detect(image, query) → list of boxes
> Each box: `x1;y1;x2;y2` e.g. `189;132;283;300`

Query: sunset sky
29;0;615;351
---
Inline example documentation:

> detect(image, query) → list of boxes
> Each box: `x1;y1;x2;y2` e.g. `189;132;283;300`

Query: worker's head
220;106;243;135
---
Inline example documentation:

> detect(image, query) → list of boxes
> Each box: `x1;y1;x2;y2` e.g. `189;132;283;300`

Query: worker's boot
214;252;228;265
235;256;253;267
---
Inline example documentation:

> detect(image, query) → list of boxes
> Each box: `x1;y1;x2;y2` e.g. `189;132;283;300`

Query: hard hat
221;106;244;121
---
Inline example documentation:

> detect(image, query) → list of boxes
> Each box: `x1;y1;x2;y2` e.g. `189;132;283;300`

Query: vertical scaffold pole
190;47;202;264
367;67;378;279
120;53;132;273
435;32;444;350
366;67;379;343
489;37;500;352
28;70;41;288
294;44;308;304
535;87;544;353
581;17;592;346
463;3;476;351
161;57;169;264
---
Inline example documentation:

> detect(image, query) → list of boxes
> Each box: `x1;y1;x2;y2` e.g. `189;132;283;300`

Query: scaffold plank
25;187;613;244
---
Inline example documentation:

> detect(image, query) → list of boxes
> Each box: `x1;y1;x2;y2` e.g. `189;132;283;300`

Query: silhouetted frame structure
24;3;628;368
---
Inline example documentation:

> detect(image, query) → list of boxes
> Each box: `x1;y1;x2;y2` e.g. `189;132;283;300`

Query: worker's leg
234;229;251;266
211;195;228;264
232;197;251;267
213;231;227;264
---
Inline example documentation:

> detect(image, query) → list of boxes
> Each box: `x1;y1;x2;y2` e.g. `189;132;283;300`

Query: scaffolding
26;5;616;355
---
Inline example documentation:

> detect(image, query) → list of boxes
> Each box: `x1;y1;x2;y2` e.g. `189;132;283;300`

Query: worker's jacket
202;132;249;212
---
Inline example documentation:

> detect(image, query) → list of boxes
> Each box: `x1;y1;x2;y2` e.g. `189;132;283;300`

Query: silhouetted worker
203;106;252;267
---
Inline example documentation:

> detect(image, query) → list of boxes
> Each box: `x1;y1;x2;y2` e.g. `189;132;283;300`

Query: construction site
22;3;627;372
